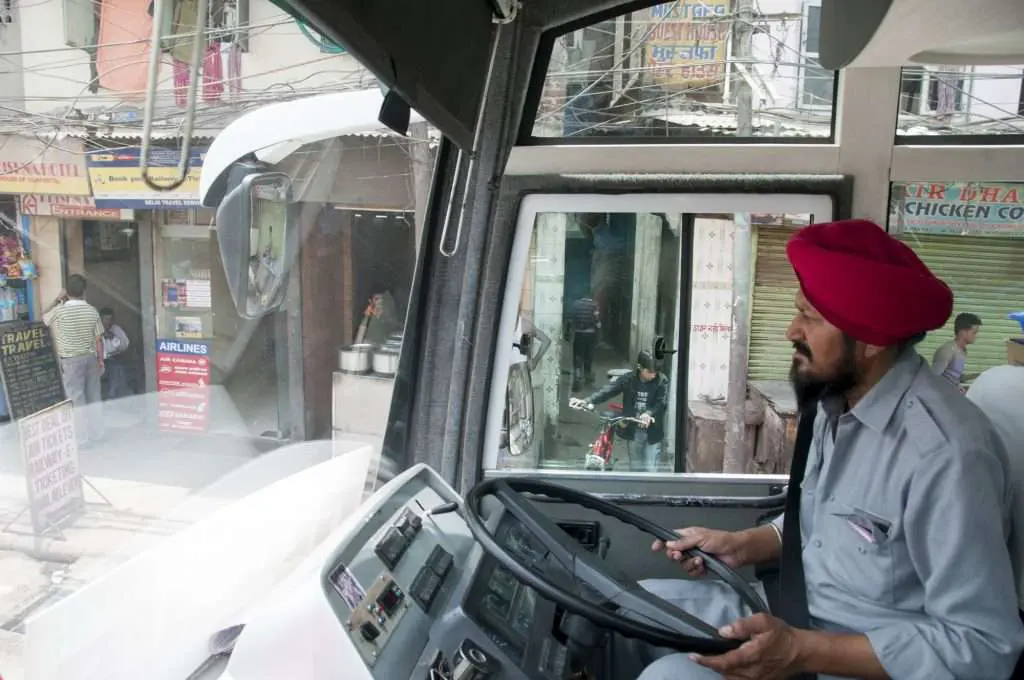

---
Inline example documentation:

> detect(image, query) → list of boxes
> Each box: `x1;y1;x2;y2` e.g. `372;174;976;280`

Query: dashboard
311;466;584;680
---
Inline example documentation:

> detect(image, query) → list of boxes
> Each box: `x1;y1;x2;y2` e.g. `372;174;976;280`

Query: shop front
890;180;1024;378
0;135;93;419
83;143;298;440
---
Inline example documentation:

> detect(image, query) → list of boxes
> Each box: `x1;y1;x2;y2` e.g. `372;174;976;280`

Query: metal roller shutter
900;233;1024;376
749;227;799;381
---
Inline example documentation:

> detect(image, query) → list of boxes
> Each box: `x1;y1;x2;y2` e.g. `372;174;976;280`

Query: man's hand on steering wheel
690;613;811;680
652;527;750;578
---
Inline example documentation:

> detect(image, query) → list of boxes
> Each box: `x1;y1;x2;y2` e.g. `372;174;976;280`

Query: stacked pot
338;333;404;377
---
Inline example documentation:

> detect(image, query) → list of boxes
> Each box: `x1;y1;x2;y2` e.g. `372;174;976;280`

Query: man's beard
789;336;858;410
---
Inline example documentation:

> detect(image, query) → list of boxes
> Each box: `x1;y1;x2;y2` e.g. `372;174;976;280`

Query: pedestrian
43;274;105;446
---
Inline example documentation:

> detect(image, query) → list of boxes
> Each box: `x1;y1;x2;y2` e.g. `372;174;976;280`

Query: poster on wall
174;316;204;338
155;338;211;433
890;181;1024;238
86;147;206;209
19;400;85;534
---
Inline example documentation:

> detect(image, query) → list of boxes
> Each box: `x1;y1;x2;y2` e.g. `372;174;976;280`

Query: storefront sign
891;181;1024;238
155;338;210;432
645;1;730;87
0;137;90;196
19;400;84;534
19;194;134;220
0;320;66;421
86;147;206;209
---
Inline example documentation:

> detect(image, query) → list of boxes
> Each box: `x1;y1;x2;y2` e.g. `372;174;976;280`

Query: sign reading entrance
0;320;66;421
19;400;85;534
155;338;211;432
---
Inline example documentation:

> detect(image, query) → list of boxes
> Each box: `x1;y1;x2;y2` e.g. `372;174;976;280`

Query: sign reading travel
86;147;206;209
155;338;211;432
0;320;66;421
891;181;1024;238
19;400;84;534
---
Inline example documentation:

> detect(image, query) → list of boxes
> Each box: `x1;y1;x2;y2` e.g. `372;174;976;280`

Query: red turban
785;219;953;346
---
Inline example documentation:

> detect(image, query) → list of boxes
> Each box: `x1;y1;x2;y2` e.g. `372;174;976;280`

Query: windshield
2;2;1024;679
0;24;435;672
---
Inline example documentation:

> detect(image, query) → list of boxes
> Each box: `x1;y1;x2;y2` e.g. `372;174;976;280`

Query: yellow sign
86;148;205;208
0;137;90;196
644;1;731;88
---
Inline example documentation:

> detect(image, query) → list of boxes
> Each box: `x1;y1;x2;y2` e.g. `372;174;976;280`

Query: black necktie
776;404;817;680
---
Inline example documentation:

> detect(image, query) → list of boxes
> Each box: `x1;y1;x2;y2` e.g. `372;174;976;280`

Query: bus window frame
481;185;842;476
516;2;841;146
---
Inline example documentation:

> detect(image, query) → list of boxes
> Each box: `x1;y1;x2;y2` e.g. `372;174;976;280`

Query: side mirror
216;163;298;319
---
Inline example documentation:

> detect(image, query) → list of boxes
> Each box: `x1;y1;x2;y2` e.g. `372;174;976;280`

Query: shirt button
828;495;835;502
858;546;866;554
814;539;822;548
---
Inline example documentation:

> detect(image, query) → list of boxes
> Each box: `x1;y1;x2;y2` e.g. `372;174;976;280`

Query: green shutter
749;226;799;381
900;233;1024;377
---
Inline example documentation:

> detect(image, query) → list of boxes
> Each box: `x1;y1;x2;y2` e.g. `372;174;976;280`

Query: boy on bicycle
569;350;668;472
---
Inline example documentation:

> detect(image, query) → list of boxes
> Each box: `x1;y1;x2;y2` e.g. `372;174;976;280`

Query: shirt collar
820;348;923;432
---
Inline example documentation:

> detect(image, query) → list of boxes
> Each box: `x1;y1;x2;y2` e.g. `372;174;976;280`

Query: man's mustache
793;341;812;359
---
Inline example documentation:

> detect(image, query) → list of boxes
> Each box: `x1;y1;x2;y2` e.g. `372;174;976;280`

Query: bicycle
568;399;649;472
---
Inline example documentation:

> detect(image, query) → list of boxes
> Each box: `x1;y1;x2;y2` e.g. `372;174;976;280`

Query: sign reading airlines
890;181;1024;238
86;147;206;209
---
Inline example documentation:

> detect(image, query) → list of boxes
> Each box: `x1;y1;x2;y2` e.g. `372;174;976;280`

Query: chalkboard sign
0;320;66;421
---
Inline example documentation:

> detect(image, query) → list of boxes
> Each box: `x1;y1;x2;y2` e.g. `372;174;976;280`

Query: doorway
81;220;143;410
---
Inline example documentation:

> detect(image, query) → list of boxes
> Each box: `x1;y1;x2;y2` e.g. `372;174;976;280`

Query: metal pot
373;348;400;376
338;344;373;374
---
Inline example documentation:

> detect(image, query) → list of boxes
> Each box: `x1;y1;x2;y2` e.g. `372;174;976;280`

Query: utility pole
723;0;754;473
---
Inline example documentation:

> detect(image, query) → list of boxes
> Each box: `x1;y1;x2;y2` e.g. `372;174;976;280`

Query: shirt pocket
823;500;897;604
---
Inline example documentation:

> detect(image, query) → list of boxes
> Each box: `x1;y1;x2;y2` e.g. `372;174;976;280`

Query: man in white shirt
968;360;1024;653
99;307;132;399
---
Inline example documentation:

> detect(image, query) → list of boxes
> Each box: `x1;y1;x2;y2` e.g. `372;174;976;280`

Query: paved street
0;390;271;680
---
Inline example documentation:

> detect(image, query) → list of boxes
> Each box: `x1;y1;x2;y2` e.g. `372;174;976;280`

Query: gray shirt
772;349;1022;679
931;340;967;386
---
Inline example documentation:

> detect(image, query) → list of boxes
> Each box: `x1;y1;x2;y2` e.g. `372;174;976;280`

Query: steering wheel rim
464;477;767;654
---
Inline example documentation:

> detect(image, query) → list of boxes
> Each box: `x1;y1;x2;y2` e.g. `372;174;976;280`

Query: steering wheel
463;478;769;655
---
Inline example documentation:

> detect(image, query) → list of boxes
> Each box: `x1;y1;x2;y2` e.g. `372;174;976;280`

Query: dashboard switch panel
374;527;410;570
410;551;449;612
346;573;411;666
426;545;454;577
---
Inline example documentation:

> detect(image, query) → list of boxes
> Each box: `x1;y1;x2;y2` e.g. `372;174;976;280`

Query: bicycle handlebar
569;402;652;426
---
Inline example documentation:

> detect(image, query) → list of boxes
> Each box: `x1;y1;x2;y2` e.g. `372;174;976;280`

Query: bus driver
630;220;1023;680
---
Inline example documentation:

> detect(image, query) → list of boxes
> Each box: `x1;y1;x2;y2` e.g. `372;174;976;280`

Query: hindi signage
0;320;66;421
644;1;731;88
86;147;206;209
19;400;85;534
891;181;1024;238
155;338;211;432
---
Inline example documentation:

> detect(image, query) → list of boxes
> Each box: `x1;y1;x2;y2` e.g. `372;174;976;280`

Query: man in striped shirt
43;274;105;445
